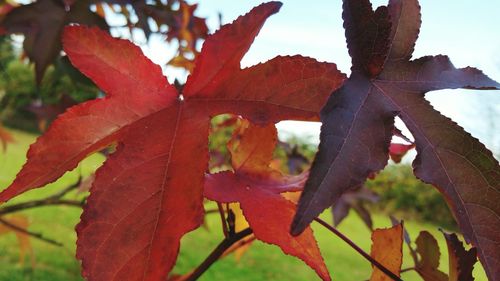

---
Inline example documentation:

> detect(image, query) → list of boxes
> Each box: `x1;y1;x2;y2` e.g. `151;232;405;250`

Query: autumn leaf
291;1;500;279
166;0;208;51
167;54;195;73
369;224;403;281
394;228;478;281
204;120;330;280
415;231;448;281
0;0;108;83
331;185;378;230
410;230;478;281
443;232;478;281
389;142;415;163
0;2;344;280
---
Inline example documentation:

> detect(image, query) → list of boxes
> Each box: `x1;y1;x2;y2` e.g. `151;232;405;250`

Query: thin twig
51;177;82;198
185;228;253;281
0;217;63;247
216;203;229;238
400;267;416;273
0;199;84;216
314;218;403;281
0;178;85;216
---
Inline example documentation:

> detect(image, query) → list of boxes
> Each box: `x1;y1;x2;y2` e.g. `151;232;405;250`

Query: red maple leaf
204;120;330;280
0;2;345;280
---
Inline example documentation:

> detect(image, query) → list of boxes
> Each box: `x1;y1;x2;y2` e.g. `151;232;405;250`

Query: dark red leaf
331;198;349;228
1;0;108;83
331;185;378;230
76;106;209;280
415;231;448;281
389;142;415;163
343;0;391;77
443;232;478;281
292;2;499;279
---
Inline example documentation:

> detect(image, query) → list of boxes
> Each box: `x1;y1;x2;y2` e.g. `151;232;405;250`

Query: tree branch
185;228;253;281
0;199;84;216
400;267;416;273
220;236;256;259
0;178;85;216
314;218;403;281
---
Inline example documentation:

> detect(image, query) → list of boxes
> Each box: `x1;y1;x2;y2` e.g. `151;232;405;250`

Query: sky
139;0;500;156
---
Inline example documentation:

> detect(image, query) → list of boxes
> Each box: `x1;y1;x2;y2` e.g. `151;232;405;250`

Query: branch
0;178;85;216
185;228;253;281
314;218;403;281
400;267;416;273
0;217;63;247
51;177;82;198
220;236;256;259
0;199;84;216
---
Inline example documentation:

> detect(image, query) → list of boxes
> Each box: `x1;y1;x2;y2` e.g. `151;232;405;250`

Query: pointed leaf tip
183;1;283;98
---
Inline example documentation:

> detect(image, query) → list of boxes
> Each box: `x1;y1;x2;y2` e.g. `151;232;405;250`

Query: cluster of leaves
0;0;499;280
0;0;208;83
369;222;478;281
93;0;208;72
0;2;346;280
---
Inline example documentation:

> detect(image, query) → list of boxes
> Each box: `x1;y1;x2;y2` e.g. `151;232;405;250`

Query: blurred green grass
0;129;487;281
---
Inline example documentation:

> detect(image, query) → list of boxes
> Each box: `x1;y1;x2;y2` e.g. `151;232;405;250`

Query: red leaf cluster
204;120;330;280
0;2;344;280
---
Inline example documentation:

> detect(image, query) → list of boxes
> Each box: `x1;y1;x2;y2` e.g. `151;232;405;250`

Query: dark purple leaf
292;1;500;279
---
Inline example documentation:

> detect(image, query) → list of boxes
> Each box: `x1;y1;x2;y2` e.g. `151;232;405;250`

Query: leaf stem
314;218;402;281
185;228;253;281
400;267;416;273
216;203;229;238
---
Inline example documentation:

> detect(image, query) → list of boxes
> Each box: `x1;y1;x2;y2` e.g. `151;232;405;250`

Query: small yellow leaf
369;224;403;281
